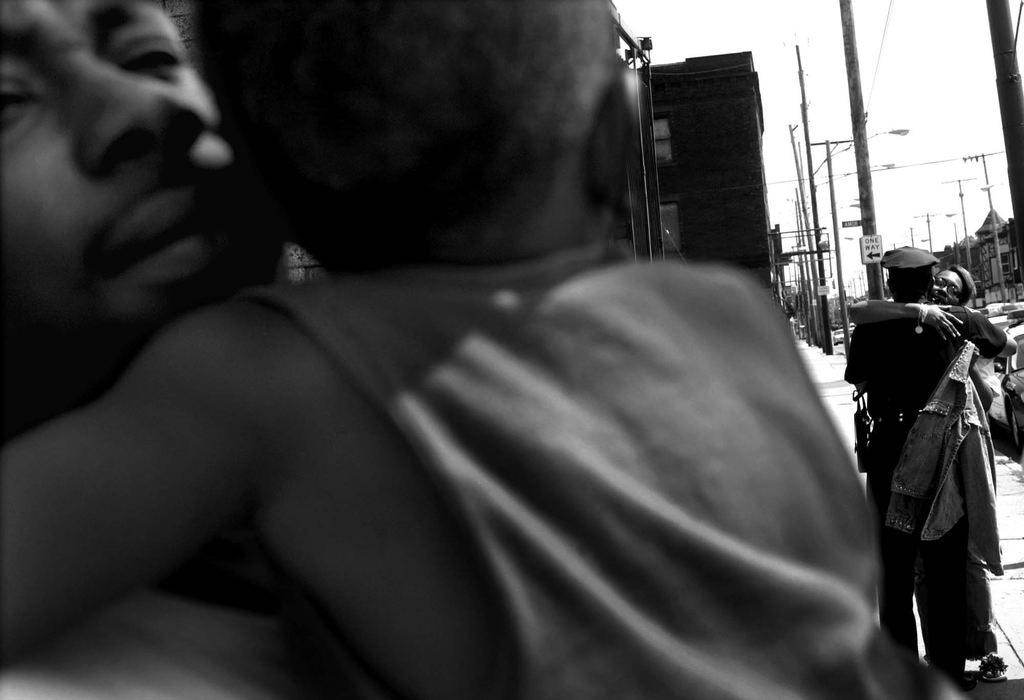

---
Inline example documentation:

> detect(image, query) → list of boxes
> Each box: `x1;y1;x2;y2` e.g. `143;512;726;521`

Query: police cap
880;246;938;270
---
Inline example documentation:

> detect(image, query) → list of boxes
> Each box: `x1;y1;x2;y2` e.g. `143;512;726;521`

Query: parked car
831;325;853;355
987;315;1024;453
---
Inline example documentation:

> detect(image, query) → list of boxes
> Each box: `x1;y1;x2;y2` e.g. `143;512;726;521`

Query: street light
812;131;908;176
913;213;942;253
943;177;977;270
945;213;963;266
811;139;853;353
809;128;909;349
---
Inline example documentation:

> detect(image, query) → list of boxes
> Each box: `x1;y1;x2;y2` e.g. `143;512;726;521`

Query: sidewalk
795;340;1024;697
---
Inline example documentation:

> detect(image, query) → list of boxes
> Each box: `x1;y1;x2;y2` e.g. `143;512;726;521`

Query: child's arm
3;300;507;697
0;303;295;659
848;299;962;339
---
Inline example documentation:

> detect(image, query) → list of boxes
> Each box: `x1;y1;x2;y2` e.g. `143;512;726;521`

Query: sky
611;0;1016;294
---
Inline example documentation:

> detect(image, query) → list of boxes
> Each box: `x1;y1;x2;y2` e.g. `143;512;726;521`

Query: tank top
246;246;960;700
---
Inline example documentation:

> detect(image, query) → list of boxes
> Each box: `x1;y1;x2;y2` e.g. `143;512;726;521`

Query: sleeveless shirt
246;246;960;700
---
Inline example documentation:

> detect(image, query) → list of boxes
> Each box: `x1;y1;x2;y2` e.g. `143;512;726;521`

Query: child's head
201;0;627;270
1;0;281;340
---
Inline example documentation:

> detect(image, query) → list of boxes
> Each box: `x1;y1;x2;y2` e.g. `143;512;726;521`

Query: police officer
845;246;1013;691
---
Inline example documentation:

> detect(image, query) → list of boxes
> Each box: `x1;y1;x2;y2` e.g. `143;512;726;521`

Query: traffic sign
859;235;883;264
842;219;863;228
817;284;830;296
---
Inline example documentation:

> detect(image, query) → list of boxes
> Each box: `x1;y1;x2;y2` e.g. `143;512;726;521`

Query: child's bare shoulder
99;299;354;470
136;300;333;398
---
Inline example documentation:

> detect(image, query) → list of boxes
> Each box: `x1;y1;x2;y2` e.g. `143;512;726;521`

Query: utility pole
793;197;811;342
966;153;1006;301
820;140;852;352
797;46;832;353
913;213;936;253
839;0;885;299
986;0;1024;260
768;224;782;304
943;178;976;270
790;127;821;347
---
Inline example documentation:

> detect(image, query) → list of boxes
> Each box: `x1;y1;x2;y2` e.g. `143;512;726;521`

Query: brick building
650;53;772;285
161;0;196;51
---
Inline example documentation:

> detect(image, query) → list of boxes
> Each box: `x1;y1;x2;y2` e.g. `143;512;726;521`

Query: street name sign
859;235;883;264
841;219;862;228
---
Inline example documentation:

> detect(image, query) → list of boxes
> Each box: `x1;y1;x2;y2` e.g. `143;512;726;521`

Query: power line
764;150;1006;190
666;151;1007;196
1015;0;1023;64
651;64;752;77
865;0;897;114
659;228;687;263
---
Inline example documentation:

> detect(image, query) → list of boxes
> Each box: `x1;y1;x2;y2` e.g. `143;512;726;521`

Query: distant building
650;53;772;285
974;210;1020;303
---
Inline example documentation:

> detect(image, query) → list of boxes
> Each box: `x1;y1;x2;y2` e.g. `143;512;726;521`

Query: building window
660;202;681;255
653;117;673;163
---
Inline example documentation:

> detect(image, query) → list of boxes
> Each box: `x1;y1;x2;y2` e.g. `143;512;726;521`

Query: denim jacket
885;341;1003;575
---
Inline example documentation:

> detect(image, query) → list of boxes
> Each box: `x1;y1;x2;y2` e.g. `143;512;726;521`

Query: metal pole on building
797;46;833;353
986;0;1024;261
630;59;654;261
839;0;885;299
639;37;664;259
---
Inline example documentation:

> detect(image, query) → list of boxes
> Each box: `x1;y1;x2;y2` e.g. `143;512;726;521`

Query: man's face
1;0;281;338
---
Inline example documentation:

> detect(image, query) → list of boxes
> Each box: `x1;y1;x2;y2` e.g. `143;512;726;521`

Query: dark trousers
867;457;968;686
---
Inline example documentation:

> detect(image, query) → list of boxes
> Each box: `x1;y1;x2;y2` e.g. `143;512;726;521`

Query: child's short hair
201;0;618;270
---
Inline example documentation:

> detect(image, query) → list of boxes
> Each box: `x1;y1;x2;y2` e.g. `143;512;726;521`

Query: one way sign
859;235;883;264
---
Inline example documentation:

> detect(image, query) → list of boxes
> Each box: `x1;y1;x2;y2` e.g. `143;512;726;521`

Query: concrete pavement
795;340;1024;697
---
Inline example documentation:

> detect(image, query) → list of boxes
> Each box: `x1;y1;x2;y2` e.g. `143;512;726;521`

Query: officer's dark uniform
844;247;1005;689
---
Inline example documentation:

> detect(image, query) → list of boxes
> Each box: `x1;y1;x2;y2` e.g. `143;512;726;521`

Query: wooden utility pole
839;0;885;299
822;140;852;351
986;0;1024;261
790;127;821;346
797;47;833;354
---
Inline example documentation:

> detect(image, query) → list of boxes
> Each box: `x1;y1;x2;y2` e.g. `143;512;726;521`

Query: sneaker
978;653;1008;683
